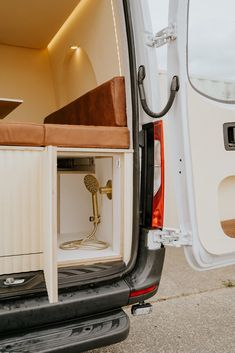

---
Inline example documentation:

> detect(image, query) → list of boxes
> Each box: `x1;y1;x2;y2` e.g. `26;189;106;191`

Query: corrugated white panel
0;149;44;274
42;146;58;303
0;254;43;274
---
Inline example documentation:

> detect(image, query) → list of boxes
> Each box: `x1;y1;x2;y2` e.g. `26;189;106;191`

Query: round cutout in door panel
218;176;235;238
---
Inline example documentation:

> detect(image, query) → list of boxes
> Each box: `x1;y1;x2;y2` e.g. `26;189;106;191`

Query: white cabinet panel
0;149;44;257
42;147;58;303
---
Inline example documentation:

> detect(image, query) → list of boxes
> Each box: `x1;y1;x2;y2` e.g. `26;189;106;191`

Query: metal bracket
3;277;25;286
147;24;177;48
147;228;192;250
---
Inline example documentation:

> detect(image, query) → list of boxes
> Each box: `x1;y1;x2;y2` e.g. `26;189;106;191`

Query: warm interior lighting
110;0;122;76
70;45;79;50
48;0;84;50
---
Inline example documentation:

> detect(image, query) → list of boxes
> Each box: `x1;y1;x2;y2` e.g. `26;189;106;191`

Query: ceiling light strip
110;0;122;76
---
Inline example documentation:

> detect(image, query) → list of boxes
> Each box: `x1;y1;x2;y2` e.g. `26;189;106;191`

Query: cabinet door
42;146;58;303
0;148;44;274
0;147;58;302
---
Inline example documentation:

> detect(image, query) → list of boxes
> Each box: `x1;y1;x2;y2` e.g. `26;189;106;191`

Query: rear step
0;261;126;301
0;309;129;353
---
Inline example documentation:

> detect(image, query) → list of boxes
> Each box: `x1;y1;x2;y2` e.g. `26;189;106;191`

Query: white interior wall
60;173;92;235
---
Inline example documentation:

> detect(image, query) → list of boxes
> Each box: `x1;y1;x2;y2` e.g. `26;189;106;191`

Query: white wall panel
0;149;45;274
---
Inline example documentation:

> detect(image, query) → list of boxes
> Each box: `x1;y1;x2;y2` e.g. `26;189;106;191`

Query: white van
0;0;234;352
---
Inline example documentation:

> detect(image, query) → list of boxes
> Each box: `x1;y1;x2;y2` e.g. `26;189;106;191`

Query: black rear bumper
0;238;164;339
0;309;129;353
0;280;130;335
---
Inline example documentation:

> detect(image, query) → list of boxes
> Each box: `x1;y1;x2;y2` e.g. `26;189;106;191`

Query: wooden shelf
0;98;23;119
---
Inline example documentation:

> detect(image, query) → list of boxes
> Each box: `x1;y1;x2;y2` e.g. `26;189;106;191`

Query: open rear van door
165;0;235;270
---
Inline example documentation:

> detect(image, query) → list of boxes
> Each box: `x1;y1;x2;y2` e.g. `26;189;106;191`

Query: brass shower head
84;175;99;194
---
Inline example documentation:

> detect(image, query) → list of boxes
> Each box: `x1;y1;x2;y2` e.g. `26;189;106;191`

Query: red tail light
152;121;165;229
129;284;158;298
140;121;165;229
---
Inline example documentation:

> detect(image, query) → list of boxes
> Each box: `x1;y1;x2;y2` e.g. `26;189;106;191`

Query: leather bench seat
44;77;127;127
0;122;130;149
0;122;44;147
44;124;129;149
0;77;130;149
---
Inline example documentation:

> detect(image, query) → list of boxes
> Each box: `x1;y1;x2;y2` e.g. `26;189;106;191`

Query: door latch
147;24;177;48
138;65;179;119
147;228;192;249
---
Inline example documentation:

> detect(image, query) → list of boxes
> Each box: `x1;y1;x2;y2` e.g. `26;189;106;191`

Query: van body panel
164;0;235;269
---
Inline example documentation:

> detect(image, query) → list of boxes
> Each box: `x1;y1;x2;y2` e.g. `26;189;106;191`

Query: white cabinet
0;147;46;274
0;146;58;303
0;146;133;303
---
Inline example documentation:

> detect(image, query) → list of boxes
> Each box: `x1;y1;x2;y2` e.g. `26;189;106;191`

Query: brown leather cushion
44;124;130;149
0;122;44;146
44;77;127;127
0;123;130;149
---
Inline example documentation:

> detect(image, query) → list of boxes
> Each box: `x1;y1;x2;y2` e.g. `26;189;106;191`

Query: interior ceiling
0;0;80;49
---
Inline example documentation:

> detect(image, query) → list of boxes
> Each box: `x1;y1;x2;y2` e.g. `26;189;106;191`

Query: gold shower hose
59;175;109;250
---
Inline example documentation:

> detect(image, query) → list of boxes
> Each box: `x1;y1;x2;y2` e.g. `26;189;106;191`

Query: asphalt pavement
89;247;235;353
